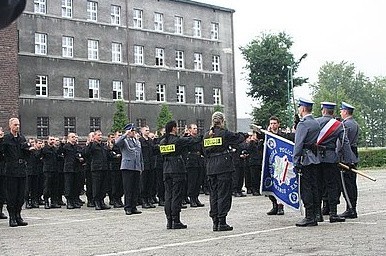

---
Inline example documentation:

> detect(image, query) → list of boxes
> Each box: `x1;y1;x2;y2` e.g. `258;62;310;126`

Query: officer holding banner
293;98;321;227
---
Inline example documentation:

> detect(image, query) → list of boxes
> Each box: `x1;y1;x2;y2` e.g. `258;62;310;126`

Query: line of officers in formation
0;98;359;230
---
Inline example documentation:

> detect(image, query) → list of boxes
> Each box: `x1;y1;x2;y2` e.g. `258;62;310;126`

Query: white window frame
154;12;163;32
193;19;201;37
62;36;74;58
213;88;222;105
135;82;145;101
36;75;48;97
156;84;166;102
212;55;220;72
35;33;47;55
34;0;46;14
111;5;121;25
62;0;72;18
87;1;98;22
155;48;164;66
195;87;204;104
88;39;99;60
175;50;184;69
211;22;219;40
113;80;123;100
133;9;143;28
63;77;75;98
134;45;144;65
194;53;202;71
176;85;185;103
112;42;122;63
175;16;183;35
88;79;100;99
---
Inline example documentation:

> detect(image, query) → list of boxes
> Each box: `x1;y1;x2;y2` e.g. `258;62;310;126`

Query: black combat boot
296;208;317;227
142;198;151;209
267;201;278;215
94;201;103;210
218;217;233;231
0;203;7;219
277;204;284;215
212;217;219;231
166;216;172;229
322;200;330;215
171;214;187;229
315;207;324;222
25;199;32;209
194;197;205;207
339;207;357;219
44;198;51;209
190;197;198;207
8;208;18;227
329;205;346;223
15;209;28;226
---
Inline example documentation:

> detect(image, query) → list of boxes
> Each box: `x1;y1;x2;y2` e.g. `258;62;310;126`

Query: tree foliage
240;32;307;127
111;100;128;133
156;103;173;131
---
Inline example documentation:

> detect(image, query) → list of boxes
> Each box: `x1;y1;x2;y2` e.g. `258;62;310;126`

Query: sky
196;0;386;118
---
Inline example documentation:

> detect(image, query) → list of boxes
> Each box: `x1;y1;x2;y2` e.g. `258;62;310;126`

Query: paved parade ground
1;169;385;256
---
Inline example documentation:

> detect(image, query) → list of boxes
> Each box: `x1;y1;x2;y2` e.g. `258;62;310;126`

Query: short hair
269;116;280;123
165;120;177;134
325;109;334;115
9;117;19;126
303;106;313;113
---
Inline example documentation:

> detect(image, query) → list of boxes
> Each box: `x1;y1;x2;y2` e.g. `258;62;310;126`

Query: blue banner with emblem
260;131;300;211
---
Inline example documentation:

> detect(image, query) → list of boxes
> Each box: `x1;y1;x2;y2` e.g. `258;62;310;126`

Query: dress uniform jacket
40;145;58;173
342;117;359;163
115;135;143;171
0;133;30;177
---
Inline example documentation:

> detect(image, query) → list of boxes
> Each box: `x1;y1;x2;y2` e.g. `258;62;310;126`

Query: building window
134;45;144;64
213;88;221;105
177;120;186;135
196;119;204;135
90;117;101;132
193;53;202;71
62;0;72;18
35;33;47;55
193;19;201;37
88;39;98;60
87;1;98;22
34;0;46;14
212;55;220;72
36;75;48;97
195;87;204;104
175;16;183;35
62;36;73;58
37;117;49;138
113;80;123;100
88;79;100;99
64;117;76;136
175;50;184;69
155;48;164;66
111;5;121;25
136;118;146;128
63;77;74;98
154;12;163;32
176;85;185;103
136;82;145;101
133;9;143;28
112;42;122;63
156;84;166;102
211;22;219;40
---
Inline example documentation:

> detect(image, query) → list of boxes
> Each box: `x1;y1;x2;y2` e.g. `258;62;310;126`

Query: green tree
157;103;173;131
111;100;128;132
213;104;223;113
240;32;307;127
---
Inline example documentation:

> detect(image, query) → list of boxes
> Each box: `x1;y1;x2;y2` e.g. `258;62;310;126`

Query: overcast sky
196;0;386;118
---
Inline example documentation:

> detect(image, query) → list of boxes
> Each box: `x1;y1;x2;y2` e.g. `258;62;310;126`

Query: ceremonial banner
260;131;300;211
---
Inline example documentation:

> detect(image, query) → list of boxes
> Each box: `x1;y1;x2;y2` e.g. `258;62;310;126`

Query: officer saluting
203;112;247;231
293;99;320;227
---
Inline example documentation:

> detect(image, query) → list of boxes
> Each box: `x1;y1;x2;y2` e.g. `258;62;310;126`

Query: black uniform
247;137;263;196
153;136;165;205
40;144;60;208
0;149;7;218
203;127;246;231
108;143;123;208
25;149;42;208
139;136;156;208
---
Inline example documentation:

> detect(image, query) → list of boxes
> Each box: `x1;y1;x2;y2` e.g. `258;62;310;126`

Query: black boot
142;198;151;209
0;203;7;219
339;207;357;219
329;205;345;223
15;209;28;226
95;201;103;210
212;217;219;231
315;207;324;222
31;199;40;208
25;199;32;209
166;216;172;229
44;198;51;209
194;197;205;207
277;204;284;215
218;217;233;231
100;201;111;210
267;201;278;215
190;197;198;207
322;200;330;215
296;208;317;227
8;208;17;227
171;214;187;229
158;199;165;206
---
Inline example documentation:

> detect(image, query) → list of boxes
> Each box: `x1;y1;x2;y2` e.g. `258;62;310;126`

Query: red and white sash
317;118;341;145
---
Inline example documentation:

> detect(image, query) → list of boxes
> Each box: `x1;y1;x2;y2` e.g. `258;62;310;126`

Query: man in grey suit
293;98;321;227
115;124;144;215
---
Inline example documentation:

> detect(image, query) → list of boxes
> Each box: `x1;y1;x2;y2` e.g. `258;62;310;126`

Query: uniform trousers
26;174;40;202
341;171;358;208
111;170;123;201
208;172;233;218
155;167;165;202
122;170;140;211
164;173;185;217
316;163;341;210
91;170;108;203
299;164;319;216
64;172;78;201
6;176;26;212
187;166;202;198
43;172;58;200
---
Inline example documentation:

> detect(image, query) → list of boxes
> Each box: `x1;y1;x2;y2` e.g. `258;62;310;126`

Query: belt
207;151;229;158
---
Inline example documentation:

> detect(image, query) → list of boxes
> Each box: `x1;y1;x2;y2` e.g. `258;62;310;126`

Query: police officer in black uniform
203;112;247;231
159;120;201;229
0;127;7;219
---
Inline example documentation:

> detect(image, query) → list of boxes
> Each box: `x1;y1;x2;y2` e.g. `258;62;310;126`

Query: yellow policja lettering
160;144;176;153
204;137;222;147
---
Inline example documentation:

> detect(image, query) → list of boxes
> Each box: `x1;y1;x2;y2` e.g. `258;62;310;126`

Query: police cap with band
320;101;336;109
297;98;314;107
340;101;355;111
123;123;136;131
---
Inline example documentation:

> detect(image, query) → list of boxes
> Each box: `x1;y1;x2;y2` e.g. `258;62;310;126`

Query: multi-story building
2;0;236;137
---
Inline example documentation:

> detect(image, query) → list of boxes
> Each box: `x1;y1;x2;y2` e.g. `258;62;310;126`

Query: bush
358;147;386;168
